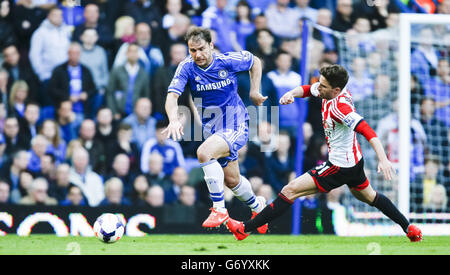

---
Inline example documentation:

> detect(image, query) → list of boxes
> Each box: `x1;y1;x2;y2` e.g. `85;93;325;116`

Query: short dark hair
420;96;436;105
43;152;56;164
255;28;274;39
156;119;169;129
118;122;132;131
319;65;349;90
275;50;291;59
184;27;212;44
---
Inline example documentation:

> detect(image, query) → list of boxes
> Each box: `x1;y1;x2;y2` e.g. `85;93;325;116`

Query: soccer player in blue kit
163;27;269;232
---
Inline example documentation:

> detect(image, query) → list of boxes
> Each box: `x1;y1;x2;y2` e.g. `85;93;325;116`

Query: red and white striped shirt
308;83;364;167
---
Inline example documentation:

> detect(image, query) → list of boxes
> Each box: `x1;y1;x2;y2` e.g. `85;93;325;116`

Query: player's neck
326;87;345;101
198;54;214;69
325;92;340;101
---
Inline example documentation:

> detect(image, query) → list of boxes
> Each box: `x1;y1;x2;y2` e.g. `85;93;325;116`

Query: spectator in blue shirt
56;100;83;144
27;134;50;174
164;166;189;204
423;58;450;127
267;51;302;136
140;120;185;176
122;97;157;150
313;8;338;54
265;0;301;39
411;27;440;86
346;57;374;103
99;177;131;206
112;22;164;78
59;184;87;206
79;28;109;116
28;6;71;84
246;0;275;15
230;0;255;51
293;0;318;23
201;0;235;52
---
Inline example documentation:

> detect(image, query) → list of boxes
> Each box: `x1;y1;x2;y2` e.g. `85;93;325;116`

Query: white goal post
398;13;450;235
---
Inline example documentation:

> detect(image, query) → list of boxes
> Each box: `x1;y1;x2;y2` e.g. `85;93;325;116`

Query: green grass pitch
1;234;449;255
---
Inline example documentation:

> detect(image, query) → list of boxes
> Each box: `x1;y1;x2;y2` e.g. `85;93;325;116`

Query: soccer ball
93;213;125;243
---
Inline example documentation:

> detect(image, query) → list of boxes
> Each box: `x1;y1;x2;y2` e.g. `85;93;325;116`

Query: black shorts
307;158;369;193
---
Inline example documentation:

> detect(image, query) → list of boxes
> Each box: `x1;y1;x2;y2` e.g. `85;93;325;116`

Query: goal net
306;14;450;236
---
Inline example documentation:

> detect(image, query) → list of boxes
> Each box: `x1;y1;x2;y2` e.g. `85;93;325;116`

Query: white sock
201;159;226;211
231;175;264;213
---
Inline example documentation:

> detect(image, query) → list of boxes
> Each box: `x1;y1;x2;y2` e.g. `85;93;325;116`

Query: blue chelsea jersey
168;51;254;132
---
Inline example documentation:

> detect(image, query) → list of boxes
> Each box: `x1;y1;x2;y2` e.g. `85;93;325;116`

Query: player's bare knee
280;182;297;201
281;174;318;200
197;147;212;163
224;175;239;189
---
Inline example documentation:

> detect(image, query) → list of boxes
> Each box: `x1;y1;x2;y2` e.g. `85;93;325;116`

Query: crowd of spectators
0;0;448;213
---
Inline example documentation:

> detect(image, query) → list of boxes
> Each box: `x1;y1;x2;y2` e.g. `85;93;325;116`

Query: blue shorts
204;122;249;168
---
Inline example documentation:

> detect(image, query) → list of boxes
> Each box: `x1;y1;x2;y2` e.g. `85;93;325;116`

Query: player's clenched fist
250;92;268;106
279;92;295;105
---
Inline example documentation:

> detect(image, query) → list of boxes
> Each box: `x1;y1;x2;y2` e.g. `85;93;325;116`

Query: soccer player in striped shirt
226;65;423;242
163;27;269;232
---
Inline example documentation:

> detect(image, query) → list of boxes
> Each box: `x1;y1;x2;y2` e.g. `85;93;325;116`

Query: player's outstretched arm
279;86;306;105
248;56;267;106
163;92;184;141
369;137;396;181
354;120;396;181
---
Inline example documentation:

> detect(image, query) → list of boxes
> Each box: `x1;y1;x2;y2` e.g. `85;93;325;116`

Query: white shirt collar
125;62;140;76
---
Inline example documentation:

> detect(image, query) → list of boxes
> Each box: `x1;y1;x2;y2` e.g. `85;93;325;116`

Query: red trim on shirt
301;85;312;97
355;120;377;141
330;100;353;123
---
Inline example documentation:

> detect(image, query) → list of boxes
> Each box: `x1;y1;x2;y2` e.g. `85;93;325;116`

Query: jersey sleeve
300;82;321;98
167;58;190;96
354;120;377;141
330;97;363;130
223;51;255;73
